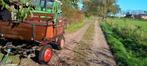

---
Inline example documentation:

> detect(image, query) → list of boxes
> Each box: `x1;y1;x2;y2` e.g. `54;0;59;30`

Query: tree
83;0;120;18
61;0;79;17
61;0;84;23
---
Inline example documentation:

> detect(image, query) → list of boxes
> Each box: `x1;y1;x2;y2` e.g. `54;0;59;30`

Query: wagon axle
0;41;37;57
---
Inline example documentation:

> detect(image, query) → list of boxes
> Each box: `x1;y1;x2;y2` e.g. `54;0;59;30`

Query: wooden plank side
34;25;47;41
0;21;32;40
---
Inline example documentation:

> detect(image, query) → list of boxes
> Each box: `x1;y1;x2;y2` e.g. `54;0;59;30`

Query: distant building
133;14;147;20
140;14;147;19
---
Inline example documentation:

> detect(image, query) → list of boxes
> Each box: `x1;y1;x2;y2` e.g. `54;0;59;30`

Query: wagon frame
0;0;65;64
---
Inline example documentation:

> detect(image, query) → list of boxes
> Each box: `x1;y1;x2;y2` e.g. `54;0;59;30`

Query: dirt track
86;18;116;66
18;17;116;66
49;17;116;66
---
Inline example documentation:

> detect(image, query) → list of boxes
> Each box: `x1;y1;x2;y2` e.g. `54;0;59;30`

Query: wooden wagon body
0;13;64;43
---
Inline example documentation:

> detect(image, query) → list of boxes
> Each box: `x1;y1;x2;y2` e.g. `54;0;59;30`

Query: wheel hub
44;48;52;62
60;39;64;48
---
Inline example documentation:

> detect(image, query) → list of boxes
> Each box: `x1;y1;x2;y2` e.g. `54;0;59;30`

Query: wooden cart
0;12;65;64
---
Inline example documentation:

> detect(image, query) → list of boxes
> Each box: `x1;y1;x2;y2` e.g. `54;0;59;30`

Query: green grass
107;18;147;35
65;20;85;33
101;18;147;66
0;53;20;64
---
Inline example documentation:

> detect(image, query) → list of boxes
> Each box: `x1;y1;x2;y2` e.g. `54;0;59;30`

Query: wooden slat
28;17;53;21
32;13;54;17
0;21;32;40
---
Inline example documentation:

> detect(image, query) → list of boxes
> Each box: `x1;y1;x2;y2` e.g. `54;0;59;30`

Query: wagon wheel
39;45;52;64
56;35;65;50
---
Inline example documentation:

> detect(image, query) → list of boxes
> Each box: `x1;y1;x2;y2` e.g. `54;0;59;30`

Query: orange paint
46;23;54;39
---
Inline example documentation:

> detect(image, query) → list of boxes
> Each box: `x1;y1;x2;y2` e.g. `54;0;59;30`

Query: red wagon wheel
56;35;65;50
39;45;52;64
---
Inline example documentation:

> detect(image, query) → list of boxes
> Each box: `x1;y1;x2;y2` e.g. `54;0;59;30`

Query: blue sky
78;0;83;10
117;0;147;11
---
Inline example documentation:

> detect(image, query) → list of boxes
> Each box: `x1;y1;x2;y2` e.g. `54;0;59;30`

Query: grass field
107;18;147;36
101;18;147;66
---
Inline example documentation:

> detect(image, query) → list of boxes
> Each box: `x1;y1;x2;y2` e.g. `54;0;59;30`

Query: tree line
61;0;120;20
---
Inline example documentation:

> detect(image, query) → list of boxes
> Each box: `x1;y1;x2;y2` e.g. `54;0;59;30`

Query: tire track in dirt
57;17;117;66
86;18;116;66
48;18;91;66
72;18;94;66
